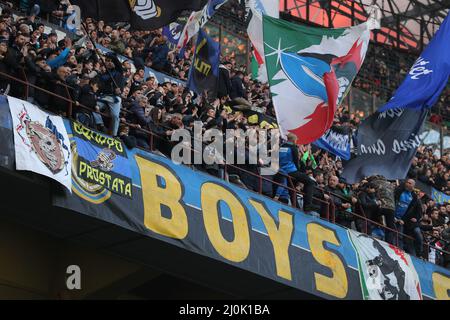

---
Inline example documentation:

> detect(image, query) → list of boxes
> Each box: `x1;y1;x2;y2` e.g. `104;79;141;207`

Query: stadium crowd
0;0;448;268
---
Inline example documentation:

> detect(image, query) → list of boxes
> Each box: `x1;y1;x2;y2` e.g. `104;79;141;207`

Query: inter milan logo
91;149;116;172
129;0;161;20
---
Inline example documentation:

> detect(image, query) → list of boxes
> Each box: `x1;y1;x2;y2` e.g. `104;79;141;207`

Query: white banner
348;230;422;300
8;96;72;191
245;0;279;82
177;0;229;49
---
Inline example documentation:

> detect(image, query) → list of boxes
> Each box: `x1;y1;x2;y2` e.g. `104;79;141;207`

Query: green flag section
251;53;259;80
263;16;370;145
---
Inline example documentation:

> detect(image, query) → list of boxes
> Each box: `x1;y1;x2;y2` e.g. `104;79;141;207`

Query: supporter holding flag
187;28;220;100
379;14;450;112
177;0;228;50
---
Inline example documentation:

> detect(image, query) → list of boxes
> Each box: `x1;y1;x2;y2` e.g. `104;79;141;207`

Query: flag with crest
263;16;370;145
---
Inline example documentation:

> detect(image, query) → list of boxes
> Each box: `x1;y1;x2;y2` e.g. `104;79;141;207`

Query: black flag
341;109;427;184
71;0;208;30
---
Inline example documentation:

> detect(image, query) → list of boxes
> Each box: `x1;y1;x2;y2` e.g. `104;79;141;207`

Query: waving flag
263;16;370;145
379;14;450;112
71;0;208;30
313;125;351;160
187;28;220;99
163;22;186;57
243;0;279;82
341;108;428;184
177;0;228;49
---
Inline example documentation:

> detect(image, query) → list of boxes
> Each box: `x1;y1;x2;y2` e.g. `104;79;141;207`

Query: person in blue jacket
276;133;318;212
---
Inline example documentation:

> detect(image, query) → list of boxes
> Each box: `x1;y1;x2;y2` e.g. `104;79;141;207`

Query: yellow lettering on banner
79;161;87;175
135;156;188;239
105;174;112;188
87;165;93;180
249;199;293;281
196;38;207;54
98;172;105;185
432;273;450;300
194;58;212;76
112;178;119;193
201;182;250;263
125;183;132;198
307;223;348;299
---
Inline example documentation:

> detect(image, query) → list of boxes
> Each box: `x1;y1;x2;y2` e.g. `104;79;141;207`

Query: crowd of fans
0;0;448;269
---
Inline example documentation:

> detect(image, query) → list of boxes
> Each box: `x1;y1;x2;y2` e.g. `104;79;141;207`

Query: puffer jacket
369;175;396;211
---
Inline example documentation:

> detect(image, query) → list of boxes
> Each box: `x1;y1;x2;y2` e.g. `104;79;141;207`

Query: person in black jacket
394;179;424;257
127;96;152;149
217;62;231;99
325;176;354;229
75;78;106;131
441;227;450;269
0;37;14;92
97;52;125;136
230;71;245;99
358;182;382;234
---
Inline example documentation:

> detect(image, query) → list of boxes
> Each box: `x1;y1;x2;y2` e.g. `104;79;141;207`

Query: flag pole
66;1;121;92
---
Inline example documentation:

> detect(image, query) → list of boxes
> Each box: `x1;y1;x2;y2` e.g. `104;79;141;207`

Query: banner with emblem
313;125;351;160
71;0;208;30
70;121;133;199
379;14;450;112
263;16;370;145
8;96;72;191
348;230;422;300
163;22;186;57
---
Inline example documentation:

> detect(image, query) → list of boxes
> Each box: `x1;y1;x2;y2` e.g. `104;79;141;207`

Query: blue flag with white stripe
379;14;450;112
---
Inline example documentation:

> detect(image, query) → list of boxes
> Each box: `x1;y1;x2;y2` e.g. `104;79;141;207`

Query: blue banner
432;187;450;205
162;22;186;58
0;94;447;299
379;14;450;112
71;121;133;199
187;28;220;98
313;125;351;160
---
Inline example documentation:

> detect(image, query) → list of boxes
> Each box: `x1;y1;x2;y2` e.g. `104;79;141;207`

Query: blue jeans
396;222;405;249
406;226;424;258
97;95;122;136
397;223;423;257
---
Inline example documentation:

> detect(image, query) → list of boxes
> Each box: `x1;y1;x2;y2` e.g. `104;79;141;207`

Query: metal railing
0;64;448;264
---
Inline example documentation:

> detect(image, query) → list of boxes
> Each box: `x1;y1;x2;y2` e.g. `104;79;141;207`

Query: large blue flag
379;14;450;112
187;28;220;99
